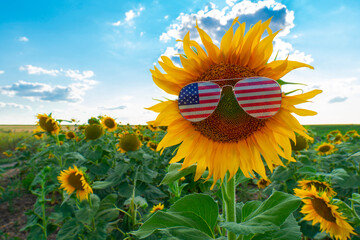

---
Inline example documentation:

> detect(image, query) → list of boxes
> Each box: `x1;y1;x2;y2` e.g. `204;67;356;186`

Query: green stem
40;182;48;239
222;175;236;240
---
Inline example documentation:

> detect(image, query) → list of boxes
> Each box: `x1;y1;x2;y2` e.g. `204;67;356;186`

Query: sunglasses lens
178;81;221;122
234;77;282;119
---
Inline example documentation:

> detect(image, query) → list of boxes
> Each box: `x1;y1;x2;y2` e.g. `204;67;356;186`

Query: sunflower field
1;18;360;240
0;114;360;240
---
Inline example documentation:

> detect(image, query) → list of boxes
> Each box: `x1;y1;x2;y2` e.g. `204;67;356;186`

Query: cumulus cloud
159;0;312;64
329;96;348;104
0;101;32;110
18;36;29;42
2;66;97;103
20;65;60;76
0;70;4;74
0;80;96;103
112;5;145;26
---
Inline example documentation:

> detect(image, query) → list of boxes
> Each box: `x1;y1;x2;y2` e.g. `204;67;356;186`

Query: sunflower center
311;198;336;222
68;173;84;190
67;132;75;139
105;118;116;128
191;63;265;143
119;134;141;152
319;145;331;153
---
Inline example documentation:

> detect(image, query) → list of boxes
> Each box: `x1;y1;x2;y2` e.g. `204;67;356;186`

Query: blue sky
0;0;359;124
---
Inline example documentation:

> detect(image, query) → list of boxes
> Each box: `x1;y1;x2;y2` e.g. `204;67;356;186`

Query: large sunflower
147;18;321;186
294;186;354;240
298;179;336;197
57;165;93;201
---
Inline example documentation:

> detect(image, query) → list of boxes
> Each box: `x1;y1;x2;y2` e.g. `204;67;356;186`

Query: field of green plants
1;116;360;240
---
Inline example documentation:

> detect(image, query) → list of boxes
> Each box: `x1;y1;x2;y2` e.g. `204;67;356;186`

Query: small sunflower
327;130;344;144
66;131;76;140
147;123;158;132
294;187;354;240
117;134;142;153
33;127;44;139
290;134;309;151
344;130;360;141
37;113;60;134
147;141;158;151
101;116;117;132
57;165;93;201
298;179;336;197
315;143;337;156
84;124;104;140
2;151;12;157
147;17;321;187
257;178;271;189
150;203;164;213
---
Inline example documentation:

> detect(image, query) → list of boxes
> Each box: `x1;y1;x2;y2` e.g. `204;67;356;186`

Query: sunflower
84;124;104;140
37;114;60;134
57;165;93;201
147;18;321;186
298;179;336;197
33;127;44;139
344;130;360;141
290;134;309;151
147;123;158;132
257;178;271;189
315;143;337;156
327;130;344;144
294;187;354;240
65;131;76;140
117;133;142;152
150;203;164;213
147;141;158;151
2;151;12;157
101;116;117;131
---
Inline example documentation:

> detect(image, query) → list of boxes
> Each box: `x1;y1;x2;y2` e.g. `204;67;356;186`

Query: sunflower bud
85;124;103;140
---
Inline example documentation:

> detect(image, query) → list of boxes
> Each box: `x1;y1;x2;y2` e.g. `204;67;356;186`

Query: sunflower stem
222;174;236;240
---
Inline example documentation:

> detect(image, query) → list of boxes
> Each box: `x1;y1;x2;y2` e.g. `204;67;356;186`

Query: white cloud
0;70;4;74
0;102;32;110
18;36;29;42
19;65;60;76
158;0;312;64
164;15;169;20
0;80;97;103
140;32;144;37
112;21;121;26
112;5;145;26
64;69;94;81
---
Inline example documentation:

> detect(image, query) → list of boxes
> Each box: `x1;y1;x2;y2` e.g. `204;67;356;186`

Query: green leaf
131;211;214;239
271;166;295;182
297;166;317;175
124;196;148;209
56;219;83;240
251;214;301;240
162;227;214;240
161;163;197;185
221;191;301;236
92;181;113;189
351;193;360;205
240;201;262;222
95;194;119;222
131;193;218;239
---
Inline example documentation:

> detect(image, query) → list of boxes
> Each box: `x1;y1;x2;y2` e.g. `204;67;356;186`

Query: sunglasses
178;77;282;122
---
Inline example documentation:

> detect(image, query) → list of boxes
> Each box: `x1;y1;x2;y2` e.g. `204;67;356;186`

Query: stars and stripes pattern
178;82;221;122
234;77;282;119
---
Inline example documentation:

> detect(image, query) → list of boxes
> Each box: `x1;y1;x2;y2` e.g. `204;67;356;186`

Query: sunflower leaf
160;163;197;185
131;194;218;239
221;191;301;236
277;79;307;86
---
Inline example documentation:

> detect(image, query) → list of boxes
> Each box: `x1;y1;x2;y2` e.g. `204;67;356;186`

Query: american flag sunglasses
178;77;282;122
